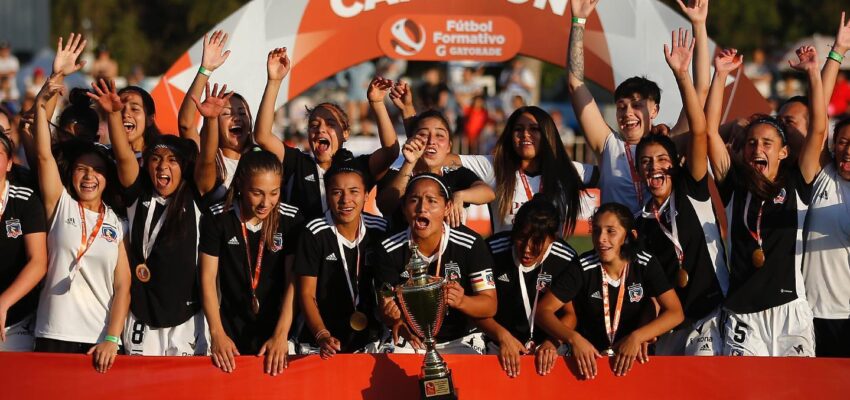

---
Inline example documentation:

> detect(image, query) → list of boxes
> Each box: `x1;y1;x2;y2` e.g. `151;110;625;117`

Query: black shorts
34;337;97;354
813;318;850;357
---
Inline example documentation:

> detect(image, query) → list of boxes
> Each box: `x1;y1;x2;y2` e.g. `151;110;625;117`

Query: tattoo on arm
569;25;585;82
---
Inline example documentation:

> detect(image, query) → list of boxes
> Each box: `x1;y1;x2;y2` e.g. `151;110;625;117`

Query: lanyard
142;197;168;261
240;223;265;294
514;248;548;342
333;220;362;308
652;195;684;267
743;193;764;248
601;262;629;348
70;202;105;280
518;169;540;202
624;143;644;206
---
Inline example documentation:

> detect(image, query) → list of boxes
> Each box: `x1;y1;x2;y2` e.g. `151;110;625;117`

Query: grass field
567;235;593;254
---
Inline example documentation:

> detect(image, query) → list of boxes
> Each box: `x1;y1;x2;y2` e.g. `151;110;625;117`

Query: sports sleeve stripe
470;269;496;292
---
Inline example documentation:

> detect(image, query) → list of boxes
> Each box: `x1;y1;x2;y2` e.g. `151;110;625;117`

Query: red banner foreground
1;352;848;399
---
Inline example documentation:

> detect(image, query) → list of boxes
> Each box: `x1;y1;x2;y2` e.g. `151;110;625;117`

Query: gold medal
349;311;368;331
135;263;151;283
251;294;260;314
752;248;765;269
676;268;689;288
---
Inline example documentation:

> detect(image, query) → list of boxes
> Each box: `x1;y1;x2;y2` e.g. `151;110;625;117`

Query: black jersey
124;175;205;328
719;165;812;314
636;172;727;321
375;224;496;342
487;233;577;345
294;212;388;351
283;146;375;221
549;250;672;351
377;166;482;231
198;201;303;353
0;182;46;326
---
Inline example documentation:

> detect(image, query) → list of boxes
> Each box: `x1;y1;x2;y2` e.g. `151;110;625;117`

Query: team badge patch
5;219;22;238
627;283;644;303
536;273;552;291
773;188;786;204
444;262;461;282
271;233;283;252
101;225;118;243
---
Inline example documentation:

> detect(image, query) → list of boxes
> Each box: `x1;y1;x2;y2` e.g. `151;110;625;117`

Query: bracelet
828;50;845;64
103;335;120;344
572;16;587;25
314;329;330;342
198;66;213;77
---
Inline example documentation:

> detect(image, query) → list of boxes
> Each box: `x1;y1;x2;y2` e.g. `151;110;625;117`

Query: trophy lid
407;244;430;284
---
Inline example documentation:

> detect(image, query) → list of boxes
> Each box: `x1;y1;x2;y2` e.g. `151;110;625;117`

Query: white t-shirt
599;132;645;215
221;155;239;189
35;190;126;344
803;164;850;319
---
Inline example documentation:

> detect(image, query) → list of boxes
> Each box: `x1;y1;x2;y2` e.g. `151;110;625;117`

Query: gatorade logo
389;18;425;56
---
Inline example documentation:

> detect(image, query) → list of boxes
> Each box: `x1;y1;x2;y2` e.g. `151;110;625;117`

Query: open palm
87;79;123;113
191;83;233;118
267;47;291;81
714;49;743;73
53;33;87;76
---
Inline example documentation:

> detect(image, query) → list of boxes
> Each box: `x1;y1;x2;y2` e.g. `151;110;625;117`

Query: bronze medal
752;248;765;268
135;263;151;283
349;311;368;331
251;294;260;314
676;268;689;288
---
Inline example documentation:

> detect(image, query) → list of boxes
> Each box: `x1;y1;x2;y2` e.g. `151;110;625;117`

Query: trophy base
419;370;457;399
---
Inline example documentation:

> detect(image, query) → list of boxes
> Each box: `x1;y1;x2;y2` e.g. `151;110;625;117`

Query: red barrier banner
2;353;848;399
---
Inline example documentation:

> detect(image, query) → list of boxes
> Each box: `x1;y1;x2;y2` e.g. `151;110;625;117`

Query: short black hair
614;76;661;105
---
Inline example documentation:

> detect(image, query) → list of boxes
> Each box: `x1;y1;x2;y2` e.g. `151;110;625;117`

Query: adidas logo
497;273;510;283
228;237;239;245
591;291;602;299
305;174;316;182
143;200;151;208
325;253;338;261
699;343;711;352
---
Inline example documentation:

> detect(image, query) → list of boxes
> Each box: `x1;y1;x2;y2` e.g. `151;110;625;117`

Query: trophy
395;245;457;399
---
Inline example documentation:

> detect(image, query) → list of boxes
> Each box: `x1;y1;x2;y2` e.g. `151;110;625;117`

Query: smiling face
146;146;182;198
414;117;451;169
592;211;632;264
743;123;788;181
71;153;108;204
615;94;658;144
240;170;281;221
120;92;147;149
834;125;850;181
218;96;251;152
638;142;674;203
511;112;542;162
327;171;365;226
403;179;450;241
308;106;348;165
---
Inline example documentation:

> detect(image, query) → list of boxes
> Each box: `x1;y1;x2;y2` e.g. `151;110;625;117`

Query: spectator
25;68;47;99
828;71;850;118
452;67;483;110
335;60;375;134
0;41;20;110
91;44;119;81
744;48;773;99
499;58;536;114
416;66;449;112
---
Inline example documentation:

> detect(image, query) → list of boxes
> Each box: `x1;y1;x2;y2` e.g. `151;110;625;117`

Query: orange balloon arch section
2;352;848;399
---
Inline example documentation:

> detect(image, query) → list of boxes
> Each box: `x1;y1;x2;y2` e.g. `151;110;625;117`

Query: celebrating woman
536;203;683;378
376;173;496;354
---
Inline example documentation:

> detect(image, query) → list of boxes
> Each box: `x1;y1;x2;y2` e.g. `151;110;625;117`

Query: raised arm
670;0;711;136
822;12;849;105
567;0;610;155
366;77;400;180
178;31;231;149
88;79;138;187
190;83;233;196
253;48;290;162
705;49;743;184
375;135;424;216
665;29;707;181
389;81;417;136
790;46;828;183
34;81;66;220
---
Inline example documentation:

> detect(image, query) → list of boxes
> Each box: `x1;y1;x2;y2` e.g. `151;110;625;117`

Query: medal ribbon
142;197;168;261
514;248;548;344
240;223;265;295
743;193;764;249
409;226;445;278
601;262;629;348
70;202;105;279
624;143;644;206
518;169;540;202
334;219;362;308
652;195;684;267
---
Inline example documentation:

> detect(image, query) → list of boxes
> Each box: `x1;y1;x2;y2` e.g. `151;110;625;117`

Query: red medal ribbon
240;223;265;294
624;143;644;206
601;262;629;348
76;202;106;266
652;197;684;267
743;193;764;248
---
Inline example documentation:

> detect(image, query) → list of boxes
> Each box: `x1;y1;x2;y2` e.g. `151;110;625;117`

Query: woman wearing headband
705;46;827;356
376;173;496;354
32;80;130;373
90;79;209;356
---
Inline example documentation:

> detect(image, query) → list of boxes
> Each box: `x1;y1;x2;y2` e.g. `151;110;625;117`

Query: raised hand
190;82;233;119
789;45;819;73
714;48;743;74
402;135;426;164
570;0;600;19
664;28;695;76
833;11;850;54
87;79;123;113
202;30;231;72
36;82;65;108
53;33;87;77
367;77;393;103
389;81;415;115
267;47;291;81
676;0;708;25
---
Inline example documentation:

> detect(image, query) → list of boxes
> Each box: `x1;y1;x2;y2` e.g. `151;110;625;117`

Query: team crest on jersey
773;188;786;205
271;233;283;252
536;273;552;291
101;225;118;243
628;283;643;303
5;219;22;238
444;262;461;282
